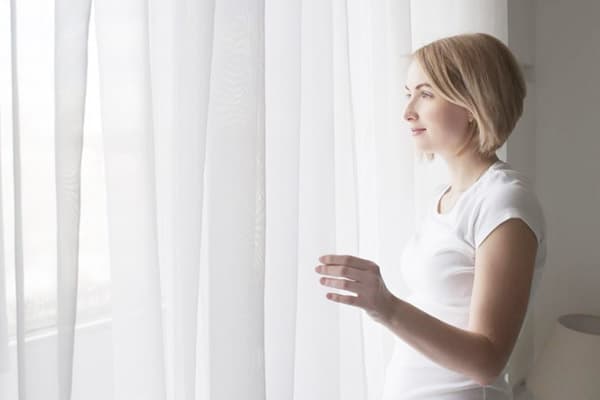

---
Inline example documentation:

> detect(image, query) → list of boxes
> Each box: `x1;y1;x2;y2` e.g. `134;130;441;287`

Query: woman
315;33;546;399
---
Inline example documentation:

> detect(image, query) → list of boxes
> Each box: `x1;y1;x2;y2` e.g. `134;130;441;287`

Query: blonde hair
412;32;526;162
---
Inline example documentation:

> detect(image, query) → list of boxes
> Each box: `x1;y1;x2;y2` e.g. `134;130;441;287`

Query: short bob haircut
411;32;526;162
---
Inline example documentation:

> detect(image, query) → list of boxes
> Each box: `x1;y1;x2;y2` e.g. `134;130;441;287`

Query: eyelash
405;92;432;99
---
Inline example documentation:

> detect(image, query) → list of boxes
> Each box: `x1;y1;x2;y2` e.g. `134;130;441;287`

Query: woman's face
403;60;473;157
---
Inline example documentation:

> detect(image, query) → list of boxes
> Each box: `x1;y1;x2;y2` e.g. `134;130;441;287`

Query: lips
411;128;426;136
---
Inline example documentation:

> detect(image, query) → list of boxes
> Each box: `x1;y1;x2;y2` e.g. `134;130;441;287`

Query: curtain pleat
0;118;8;374
156;0;215;398
8;0;27;398
54;1;92;399
93;0;166;398
204;0;266;398
293;0;339;398
263;0;301;399
333;1;367;399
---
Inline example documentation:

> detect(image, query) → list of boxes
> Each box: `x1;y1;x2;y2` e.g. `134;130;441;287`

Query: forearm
381;295;501;386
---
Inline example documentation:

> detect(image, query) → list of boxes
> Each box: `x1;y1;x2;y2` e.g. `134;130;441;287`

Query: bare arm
379;218;538;385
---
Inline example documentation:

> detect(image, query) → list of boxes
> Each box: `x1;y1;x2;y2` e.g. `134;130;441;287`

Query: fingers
319;254;376;271
325;292;359;306
315;264;364;282
319;276;360;293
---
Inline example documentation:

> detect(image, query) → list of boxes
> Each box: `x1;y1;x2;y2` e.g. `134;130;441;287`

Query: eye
405;91;433;99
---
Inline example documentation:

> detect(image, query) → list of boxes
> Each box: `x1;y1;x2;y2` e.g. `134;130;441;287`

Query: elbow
473;340;508;386
474;363;504;386
475;371;501;387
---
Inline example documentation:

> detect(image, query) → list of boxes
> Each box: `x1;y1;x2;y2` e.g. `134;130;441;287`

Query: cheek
426;105;467;135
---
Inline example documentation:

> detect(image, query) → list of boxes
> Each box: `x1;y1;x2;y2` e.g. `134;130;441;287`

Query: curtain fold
203;0;266;399
263;0;301;399
94;0;167;398
293;0;339;397
0;118;8;373
0;0;532;399
151;0;215;398
8;0;27;398
54;1;92;399
0;0;13;376
333;1;368;398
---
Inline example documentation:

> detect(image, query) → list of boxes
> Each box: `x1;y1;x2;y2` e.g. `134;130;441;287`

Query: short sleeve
473;184;546;250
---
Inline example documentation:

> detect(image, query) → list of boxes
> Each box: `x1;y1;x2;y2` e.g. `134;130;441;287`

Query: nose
403;99;418;122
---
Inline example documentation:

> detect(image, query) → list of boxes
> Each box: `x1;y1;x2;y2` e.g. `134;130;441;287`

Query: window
1;3;112;339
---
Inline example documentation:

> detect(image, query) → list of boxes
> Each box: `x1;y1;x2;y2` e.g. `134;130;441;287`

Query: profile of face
403;60;473;157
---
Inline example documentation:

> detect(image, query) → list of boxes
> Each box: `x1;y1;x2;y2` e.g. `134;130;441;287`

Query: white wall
532;1;600;359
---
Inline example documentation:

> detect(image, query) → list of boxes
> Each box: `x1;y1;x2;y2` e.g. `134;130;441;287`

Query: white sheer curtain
0;0;529;399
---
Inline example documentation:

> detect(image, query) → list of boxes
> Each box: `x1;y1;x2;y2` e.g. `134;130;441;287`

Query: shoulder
479;168;542;216
472;166;546;249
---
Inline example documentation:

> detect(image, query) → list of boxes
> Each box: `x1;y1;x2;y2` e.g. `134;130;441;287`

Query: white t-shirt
381;160;547;400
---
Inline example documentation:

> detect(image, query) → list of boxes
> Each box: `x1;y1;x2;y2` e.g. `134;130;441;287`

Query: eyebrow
404;83;432;91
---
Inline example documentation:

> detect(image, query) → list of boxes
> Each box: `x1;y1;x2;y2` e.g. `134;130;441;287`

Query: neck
443;151;500;193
